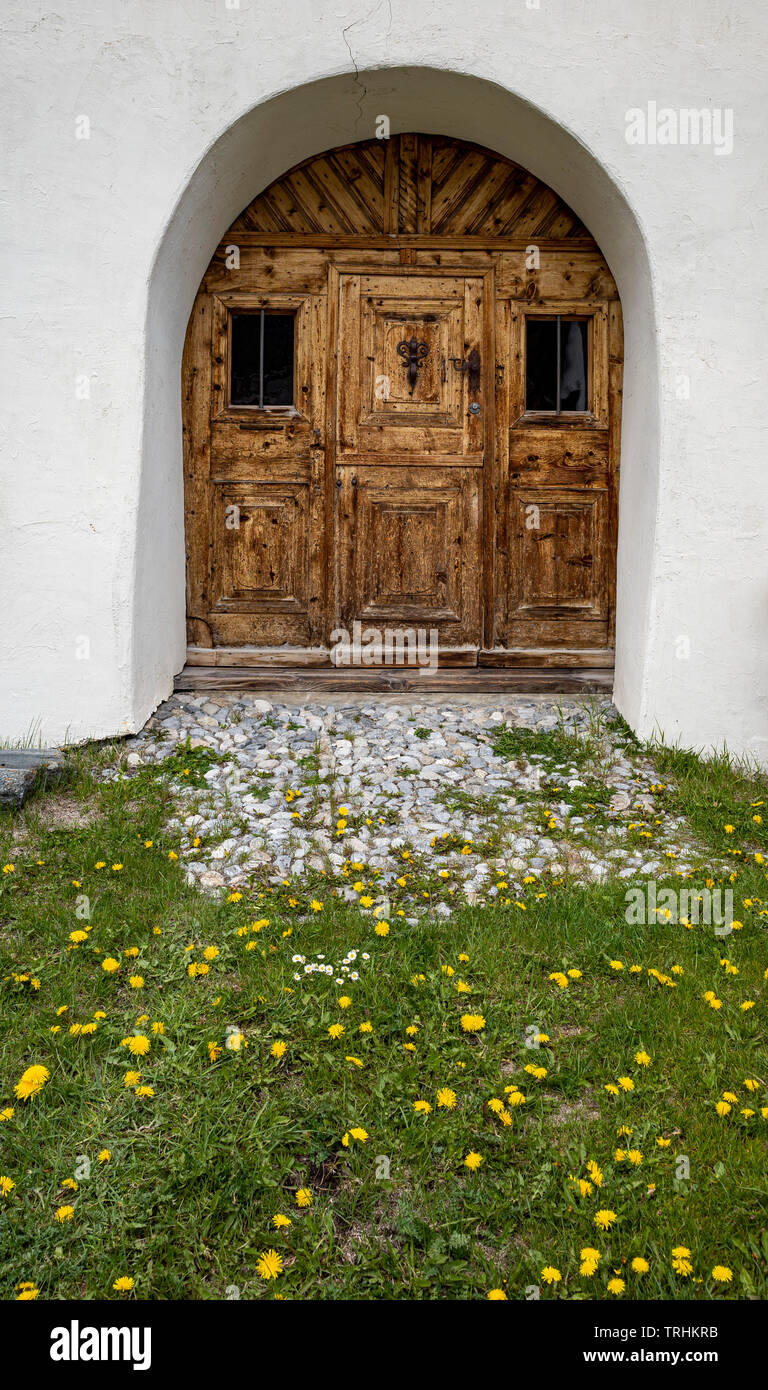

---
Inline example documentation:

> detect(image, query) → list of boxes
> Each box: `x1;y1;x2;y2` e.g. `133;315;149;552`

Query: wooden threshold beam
173;666;614;695
186;645;478;668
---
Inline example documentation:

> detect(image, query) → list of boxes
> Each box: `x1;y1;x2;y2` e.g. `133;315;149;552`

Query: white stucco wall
0;0;766;761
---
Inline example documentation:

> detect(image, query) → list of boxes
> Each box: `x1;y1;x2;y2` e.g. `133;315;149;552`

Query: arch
136;67;657;726
227;134;593;240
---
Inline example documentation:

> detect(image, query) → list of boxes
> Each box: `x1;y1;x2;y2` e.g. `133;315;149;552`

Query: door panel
187;288;327;649
337;466;482;646
335;271;487;649
210;483;309;614
493;295;615;654
337;273;484;461
506;488;609;642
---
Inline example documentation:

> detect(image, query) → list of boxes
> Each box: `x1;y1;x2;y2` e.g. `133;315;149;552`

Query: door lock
449;347;481;392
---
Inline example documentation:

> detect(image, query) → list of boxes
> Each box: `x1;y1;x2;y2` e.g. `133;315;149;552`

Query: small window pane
525;317;589;413
262;314;294;405
230;312;294;407
525;319;558;411
560;320;588;411
230;314;261;405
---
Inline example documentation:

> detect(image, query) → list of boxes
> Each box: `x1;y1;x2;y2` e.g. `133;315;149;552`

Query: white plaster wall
0;0;766;760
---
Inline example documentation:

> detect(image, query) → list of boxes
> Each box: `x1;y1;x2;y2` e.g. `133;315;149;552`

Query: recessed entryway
181;133;622;687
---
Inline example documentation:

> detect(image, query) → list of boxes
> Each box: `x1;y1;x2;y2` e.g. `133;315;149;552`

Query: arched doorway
182;133;622;675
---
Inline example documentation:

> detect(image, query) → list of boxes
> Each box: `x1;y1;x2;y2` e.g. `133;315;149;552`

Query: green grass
0;735;767;1301
492;721;599;770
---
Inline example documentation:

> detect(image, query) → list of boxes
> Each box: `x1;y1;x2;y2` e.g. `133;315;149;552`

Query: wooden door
184;286;328;653
334;271;487;651
182;133;622;671
491;285;620;665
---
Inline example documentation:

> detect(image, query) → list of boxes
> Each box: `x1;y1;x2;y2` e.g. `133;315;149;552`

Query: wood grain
175;666;615;694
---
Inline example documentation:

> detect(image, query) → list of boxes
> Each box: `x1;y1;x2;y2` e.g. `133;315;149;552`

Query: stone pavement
106;693;696;908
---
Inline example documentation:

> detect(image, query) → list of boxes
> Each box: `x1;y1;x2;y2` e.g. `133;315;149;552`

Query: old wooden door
334;271;488;652
182;133;622;672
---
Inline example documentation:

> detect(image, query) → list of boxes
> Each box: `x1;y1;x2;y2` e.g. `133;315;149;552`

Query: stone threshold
0;748;67;810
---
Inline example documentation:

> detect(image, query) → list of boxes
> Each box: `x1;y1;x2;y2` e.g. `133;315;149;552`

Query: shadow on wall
135;65;658;729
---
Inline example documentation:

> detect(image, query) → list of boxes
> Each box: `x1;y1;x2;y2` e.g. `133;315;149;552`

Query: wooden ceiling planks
225;133;592;243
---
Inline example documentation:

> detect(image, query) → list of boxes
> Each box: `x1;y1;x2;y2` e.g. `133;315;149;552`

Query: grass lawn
1;727;767;1301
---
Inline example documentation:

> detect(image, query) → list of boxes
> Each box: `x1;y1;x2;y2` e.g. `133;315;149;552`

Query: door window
230;311;295;407
525;316;588;414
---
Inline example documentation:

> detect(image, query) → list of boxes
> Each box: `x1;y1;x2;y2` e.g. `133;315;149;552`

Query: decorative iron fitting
396;336;429;394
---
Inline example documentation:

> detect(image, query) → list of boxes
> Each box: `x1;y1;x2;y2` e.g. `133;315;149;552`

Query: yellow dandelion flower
594;1209;617;1230
14;1065;50;1101
460;1013;486;1033
256;1248;283;1280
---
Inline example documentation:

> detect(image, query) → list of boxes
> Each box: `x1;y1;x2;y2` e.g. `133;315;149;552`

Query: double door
184;253;615;665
